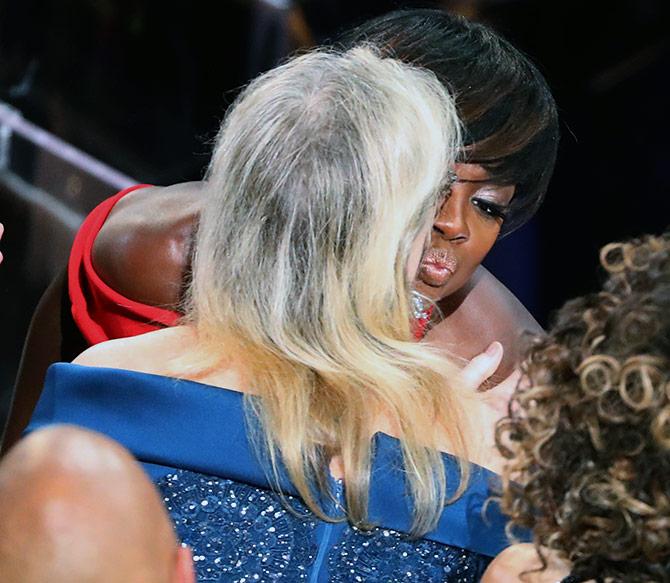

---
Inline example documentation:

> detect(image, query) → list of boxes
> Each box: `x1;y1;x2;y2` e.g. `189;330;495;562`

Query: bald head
0;426;193;583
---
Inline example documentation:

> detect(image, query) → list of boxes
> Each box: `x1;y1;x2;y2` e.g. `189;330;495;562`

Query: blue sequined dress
28;364;514;582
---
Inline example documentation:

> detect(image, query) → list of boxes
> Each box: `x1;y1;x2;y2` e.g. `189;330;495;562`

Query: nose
433;194;470;243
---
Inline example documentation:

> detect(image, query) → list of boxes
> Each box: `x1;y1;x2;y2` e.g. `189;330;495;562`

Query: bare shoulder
467;266;543;335
91;182;205;307
428;266;544;376
103;181;204;224
481;544;571;583
72;326;196;376
72;326;246;392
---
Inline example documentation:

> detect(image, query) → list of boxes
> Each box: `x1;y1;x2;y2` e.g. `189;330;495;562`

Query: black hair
339;9;559;235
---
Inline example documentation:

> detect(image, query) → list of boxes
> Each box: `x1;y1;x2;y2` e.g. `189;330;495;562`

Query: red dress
68;185;430;346
68;185;180;346
413;308;434;340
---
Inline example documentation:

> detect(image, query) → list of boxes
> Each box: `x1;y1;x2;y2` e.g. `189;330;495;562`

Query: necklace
411;291;434;340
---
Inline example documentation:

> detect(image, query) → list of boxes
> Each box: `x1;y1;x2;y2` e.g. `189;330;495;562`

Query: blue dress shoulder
28;363;515;582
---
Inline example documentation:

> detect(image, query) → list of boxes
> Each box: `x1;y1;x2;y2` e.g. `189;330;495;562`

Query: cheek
406;228;431;280
467;221;502;264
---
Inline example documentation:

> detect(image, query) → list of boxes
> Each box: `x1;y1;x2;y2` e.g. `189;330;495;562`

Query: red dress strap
68;185;180;346
413;305;435;340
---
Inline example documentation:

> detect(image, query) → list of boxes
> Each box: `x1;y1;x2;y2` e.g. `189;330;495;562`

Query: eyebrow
454;177;515;187
454;178;497;185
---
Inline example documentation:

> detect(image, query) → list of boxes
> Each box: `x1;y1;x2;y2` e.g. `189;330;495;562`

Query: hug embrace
3;8;667;583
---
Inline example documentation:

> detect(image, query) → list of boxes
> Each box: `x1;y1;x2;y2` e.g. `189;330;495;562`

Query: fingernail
485;341;502;357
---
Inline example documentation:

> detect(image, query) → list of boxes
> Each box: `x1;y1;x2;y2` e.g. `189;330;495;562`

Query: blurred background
0;0;668;425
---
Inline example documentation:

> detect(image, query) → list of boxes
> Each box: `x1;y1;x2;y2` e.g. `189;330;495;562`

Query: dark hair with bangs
340;9;559;235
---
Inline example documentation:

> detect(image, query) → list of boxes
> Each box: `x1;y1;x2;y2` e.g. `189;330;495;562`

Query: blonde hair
187;47;465;534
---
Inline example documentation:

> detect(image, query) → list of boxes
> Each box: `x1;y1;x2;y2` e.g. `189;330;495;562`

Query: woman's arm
91;182;202;308
2;184;201;455
1;270;66;454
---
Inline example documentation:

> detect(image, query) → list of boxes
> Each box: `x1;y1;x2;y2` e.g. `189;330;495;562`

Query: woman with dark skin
1;9;558;452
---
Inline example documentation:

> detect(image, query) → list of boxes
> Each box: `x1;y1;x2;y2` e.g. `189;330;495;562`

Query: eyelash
471;198;509;221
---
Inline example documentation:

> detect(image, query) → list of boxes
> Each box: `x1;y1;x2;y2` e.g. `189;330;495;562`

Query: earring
411;290;431;321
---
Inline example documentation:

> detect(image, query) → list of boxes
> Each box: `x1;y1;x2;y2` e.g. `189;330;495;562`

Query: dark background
0;0;668;420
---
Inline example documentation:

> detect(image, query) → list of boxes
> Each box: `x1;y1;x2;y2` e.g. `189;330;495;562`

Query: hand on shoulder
428;266;544;380
456;341;521;473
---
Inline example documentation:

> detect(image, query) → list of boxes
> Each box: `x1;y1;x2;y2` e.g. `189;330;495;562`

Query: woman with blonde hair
5;8;558;452
28;46;512;581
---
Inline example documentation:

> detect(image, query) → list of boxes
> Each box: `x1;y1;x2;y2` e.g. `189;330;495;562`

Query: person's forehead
454;163;489;181
455;162;518;188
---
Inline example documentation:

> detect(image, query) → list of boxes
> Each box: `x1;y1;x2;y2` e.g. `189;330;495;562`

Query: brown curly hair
496;232;670;582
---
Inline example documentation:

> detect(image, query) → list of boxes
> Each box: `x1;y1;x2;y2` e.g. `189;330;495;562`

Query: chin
416;273;472;303
414;279;449;302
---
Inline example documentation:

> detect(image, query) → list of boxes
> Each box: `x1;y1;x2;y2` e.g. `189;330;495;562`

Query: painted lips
419;248;458;286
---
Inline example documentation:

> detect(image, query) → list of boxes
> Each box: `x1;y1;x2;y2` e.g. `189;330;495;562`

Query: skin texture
419;163;540;378
1;168;540;454
72;323;515;475
426;265;541;380
0;425;194;583
416;164;516;302
91;181;202;308
480;543;573;582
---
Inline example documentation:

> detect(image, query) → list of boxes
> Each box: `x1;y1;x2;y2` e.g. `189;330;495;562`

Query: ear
173;545;195;583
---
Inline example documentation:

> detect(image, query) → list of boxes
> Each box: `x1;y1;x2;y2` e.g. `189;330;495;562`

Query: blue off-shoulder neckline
28;362;516;557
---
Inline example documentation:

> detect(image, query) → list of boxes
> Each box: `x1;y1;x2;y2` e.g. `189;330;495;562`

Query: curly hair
496;232;670;582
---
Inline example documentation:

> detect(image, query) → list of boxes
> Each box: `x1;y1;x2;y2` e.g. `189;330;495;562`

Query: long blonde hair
187;47;466;534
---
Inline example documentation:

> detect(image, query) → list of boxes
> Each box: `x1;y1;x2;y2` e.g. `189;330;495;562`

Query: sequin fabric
157;470;319;581
157;469;491;582
327;525;490;582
